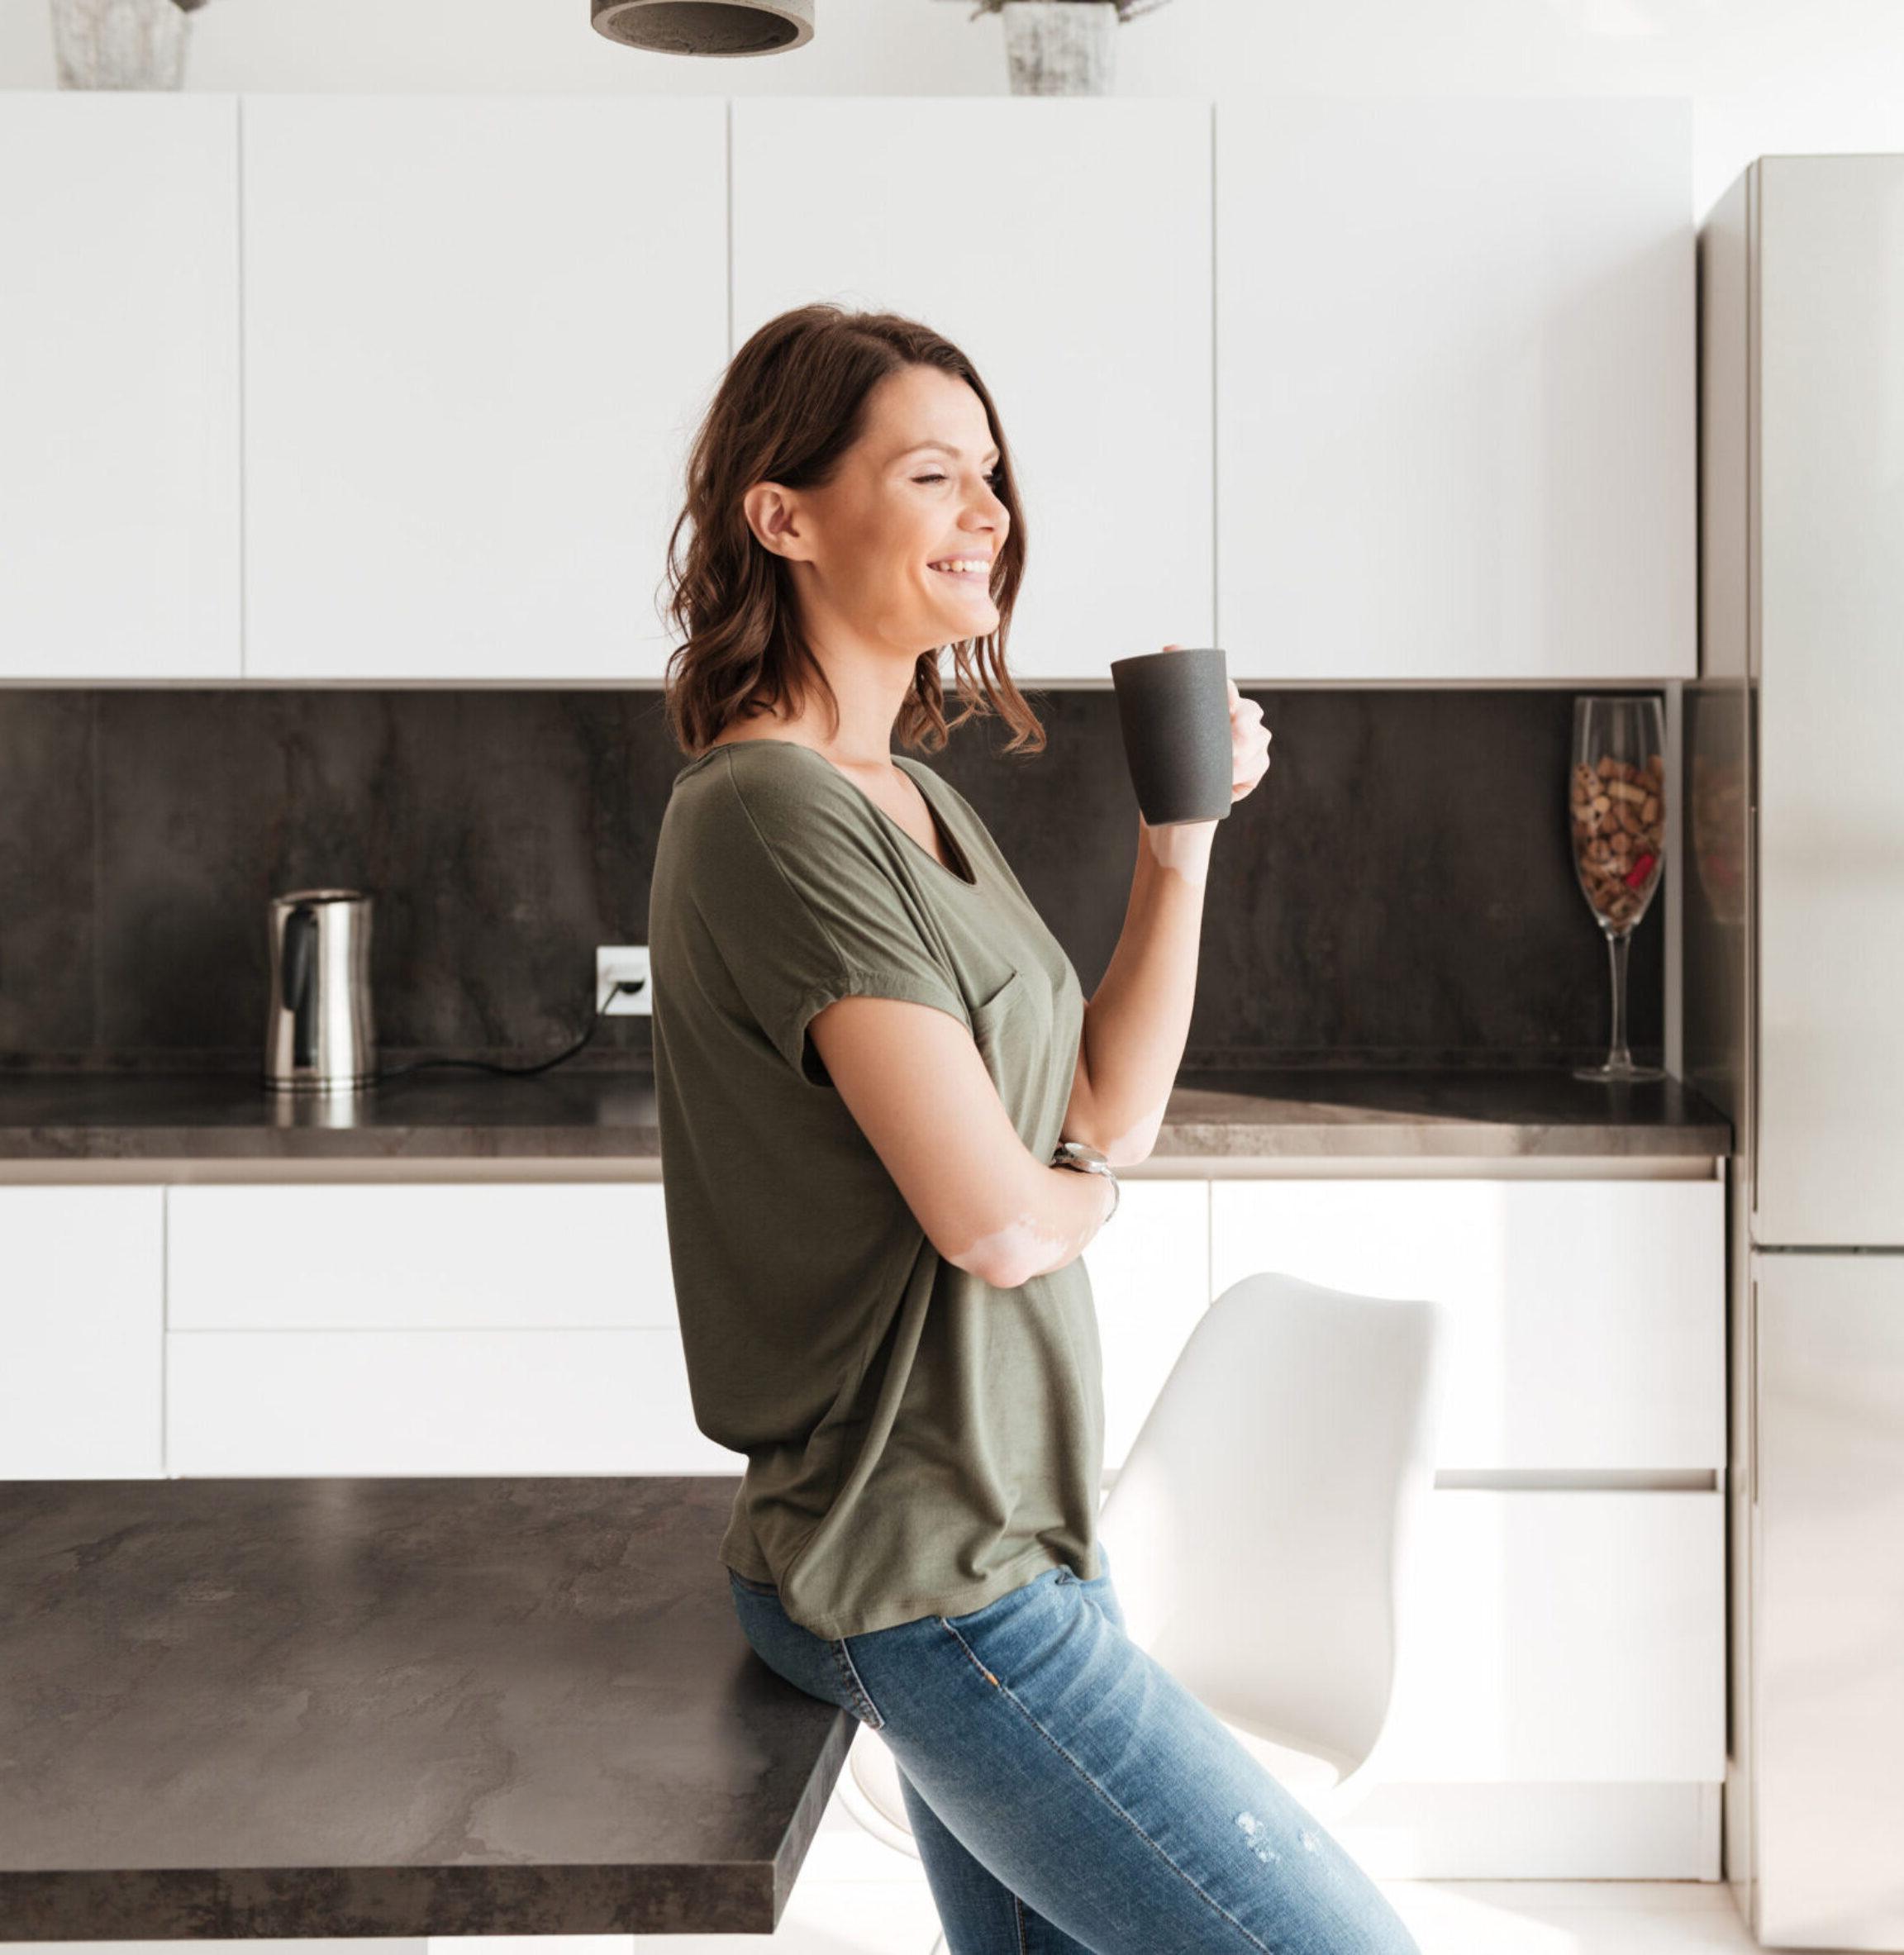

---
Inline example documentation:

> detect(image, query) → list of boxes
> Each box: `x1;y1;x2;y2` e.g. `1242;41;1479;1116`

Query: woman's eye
916;471;1005;488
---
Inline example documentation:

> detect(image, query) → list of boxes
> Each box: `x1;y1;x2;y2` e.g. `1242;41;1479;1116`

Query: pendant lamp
590;0;813;55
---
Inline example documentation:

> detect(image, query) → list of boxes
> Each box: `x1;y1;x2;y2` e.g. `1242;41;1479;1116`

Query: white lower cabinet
1211;1175;1726;1877
1335;1475;1727;1873
1086;1178;1210;1472
166;1182;677;1330
163;1180;1216;1479
1378;1488;1724;1784
1209;1177;1725;1472
166;1324;731;1477
164;1182;732;1474
6;1168;1724;1878
0;1187;165;1477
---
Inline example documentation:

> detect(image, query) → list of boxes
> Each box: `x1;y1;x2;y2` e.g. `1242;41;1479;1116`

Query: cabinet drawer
1377;1489;1725;1782
166;1327;733;1476
167;1184;674;1329
0;1187;164;1478
1088;1180;1210;1472
1211;1178;1723;1471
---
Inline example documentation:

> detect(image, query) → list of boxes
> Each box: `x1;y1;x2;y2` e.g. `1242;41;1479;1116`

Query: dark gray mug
1110;645;1234;825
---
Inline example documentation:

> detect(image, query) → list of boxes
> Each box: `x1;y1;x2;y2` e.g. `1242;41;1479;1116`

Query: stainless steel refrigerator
1688;154;1904;1952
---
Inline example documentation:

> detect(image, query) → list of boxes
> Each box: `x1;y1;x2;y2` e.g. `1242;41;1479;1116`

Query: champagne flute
1568;696;1666;1082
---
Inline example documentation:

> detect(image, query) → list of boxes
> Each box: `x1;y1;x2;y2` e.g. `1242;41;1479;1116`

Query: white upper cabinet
0;94;240;680
731;99;1215;683
240;96;726;681
1;95;1696;687
1217;98;1694;682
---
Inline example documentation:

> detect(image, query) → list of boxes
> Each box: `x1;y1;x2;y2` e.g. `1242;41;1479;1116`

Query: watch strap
1051;1141;1120;1222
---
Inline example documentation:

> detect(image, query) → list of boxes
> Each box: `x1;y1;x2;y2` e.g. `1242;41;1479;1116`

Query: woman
647;302;1419;1955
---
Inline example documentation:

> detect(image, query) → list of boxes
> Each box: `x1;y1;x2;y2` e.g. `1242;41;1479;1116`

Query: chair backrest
1096;1270;1445;1783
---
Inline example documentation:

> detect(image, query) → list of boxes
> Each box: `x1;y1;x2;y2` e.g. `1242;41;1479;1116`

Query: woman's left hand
1223;673;1273;803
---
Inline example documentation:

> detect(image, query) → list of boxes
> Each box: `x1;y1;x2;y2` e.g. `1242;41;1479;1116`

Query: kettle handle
282;904;317;1067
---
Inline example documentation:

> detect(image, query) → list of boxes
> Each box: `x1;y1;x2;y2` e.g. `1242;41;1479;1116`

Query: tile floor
627;1873;1761;1953
602;1774;1765;1953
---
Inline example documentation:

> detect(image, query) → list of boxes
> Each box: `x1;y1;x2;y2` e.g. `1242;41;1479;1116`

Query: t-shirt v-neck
715;739;978;888
885;755;977;886
646;735;1105;1639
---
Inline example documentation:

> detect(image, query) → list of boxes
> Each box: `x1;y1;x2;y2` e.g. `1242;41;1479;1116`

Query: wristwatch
1051;1139;1120;1223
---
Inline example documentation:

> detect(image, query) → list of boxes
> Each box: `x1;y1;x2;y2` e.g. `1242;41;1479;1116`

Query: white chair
837;1269;1448;1948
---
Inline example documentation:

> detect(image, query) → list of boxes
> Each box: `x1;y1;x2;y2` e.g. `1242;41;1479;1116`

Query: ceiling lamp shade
589;0;813;55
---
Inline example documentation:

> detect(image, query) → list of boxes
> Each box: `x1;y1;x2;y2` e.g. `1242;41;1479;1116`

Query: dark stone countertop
0;1066;1730;1174
0;1474;841;1940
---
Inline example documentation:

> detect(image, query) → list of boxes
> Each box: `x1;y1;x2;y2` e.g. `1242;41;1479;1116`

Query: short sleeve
689;750;971;1086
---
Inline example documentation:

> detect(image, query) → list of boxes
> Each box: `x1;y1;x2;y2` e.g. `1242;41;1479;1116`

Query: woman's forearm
973;1161;1119;1288
968;813;1216;1285
969;814;1216;1286
1078;812;1217;1167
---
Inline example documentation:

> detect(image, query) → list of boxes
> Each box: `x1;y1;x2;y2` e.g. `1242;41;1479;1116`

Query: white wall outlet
596;944;652;1017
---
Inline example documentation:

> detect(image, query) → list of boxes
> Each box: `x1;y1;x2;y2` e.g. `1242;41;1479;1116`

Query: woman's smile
930;563;996;592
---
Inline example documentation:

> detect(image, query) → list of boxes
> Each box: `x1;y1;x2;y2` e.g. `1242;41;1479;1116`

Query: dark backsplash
0;686;1661;1073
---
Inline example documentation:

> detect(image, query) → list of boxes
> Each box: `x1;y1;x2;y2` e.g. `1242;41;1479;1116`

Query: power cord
372;978;647;1084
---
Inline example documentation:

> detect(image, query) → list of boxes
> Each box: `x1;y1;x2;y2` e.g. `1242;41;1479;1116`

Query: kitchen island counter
0;1473;830;1940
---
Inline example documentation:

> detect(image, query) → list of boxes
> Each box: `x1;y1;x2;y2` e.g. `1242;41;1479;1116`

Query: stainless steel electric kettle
264;889;377;1092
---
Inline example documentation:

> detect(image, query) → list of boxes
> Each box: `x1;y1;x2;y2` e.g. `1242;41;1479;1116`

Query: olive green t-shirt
647;737;1106;1639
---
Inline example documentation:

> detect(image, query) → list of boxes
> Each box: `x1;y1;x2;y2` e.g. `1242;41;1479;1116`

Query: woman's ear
743;481;811;563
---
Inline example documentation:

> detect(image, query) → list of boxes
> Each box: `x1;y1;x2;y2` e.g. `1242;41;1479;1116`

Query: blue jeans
726;1543;1423;1955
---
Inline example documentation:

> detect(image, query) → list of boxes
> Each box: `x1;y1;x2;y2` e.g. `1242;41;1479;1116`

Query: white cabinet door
1217;98;1694;680
1210;1177;1723;1472
0;1187;164;1477
0;95;240;679
240;96;726;680
166;1183;675;1329
1754;1250;1904;1948
731;99;1214;683
164;1182;721;1473
167;1327;734;1476
1086;1179;1208;1472
1376;1489;1725;1782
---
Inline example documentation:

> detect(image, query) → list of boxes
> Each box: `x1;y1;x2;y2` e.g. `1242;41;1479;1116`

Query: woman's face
750;364;1010;657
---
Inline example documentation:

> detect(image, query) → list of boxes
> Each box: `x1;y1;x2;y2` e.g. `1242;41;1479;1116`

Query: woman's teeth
930;559;992;583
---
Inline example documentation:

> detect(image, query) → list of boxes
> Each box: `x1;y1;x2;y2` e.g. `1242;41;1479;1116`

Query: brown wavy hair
658;303;1045;761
